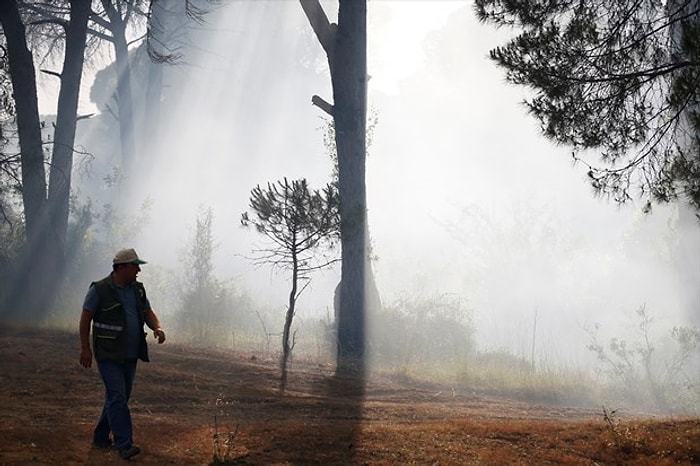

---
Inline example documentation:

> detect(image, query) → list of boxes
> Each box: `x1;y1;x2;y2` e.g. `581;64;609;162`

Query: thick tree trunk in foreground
333;1;369;376
0;0;46;242
0;0;90;316
0;0;49;315
301;0;379;376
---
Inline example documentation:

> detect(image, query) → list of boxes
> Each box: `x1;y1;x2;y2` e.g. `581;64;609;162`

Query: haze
34;2;699;386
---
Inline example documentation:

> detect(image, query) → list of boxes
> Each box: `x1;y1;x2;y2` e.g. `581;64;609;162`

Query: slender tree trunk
280;252;299;390
144;58;162;140
47;0;90;267
113;24;136;177
102;0;136;180
143;0;165;171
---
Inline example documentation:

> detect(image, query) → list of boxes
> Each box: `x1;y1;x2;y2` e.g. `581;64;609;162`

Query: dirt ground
1;327;698;465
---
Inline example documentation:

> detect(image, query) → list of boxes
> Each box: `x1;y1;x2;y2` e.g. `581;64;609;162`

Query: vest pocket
93;323;123;359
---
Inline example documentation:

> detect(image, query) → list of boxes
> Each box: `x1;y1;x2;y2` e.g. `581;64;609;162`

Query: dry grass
0;326;698;465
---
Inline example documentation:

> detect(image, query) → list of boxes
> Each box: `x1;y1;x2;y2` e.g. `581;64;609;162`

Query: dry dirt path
1;327;698;465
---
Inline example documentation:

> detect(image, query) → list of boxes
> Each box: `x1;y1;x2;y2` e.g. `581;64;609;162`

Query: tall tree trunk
301;0;378;377
1;1;91;316
113;24;136;177
333;0;368;375
102;0;136;180
144;0;166;143
333;0;373;376
139;0;170;185
0;0;46;244
47;0;90;270
0;0;49;315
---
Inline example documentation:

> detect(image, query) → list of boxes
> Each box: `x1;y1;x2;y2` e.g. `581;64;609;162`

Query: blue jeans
94;358;138;451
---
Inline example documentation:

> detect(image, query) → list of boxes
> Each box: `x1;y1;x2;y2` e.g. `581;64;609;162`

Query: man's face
117;263;141;284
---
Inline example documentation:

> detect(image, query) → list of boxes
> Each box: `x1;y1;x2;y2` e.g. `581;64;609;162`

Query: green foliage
0;39;22;304
210;395;243;466
585;306;700;414
43;190;153;323
184;206;215;290
455;350;597;405
474;0;700;210
241;178;340;275
174;207;253;344
320;109;379;185
368;293;475;370
242;178;340;386
0;201;23;311
0;42;15;127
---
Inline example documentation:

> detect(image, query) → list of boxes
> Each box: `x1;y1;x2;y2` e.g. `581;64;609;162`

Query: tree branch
299;0;336;59
28;18;68;28
311;94;333;116
86;26;113;42
40;68;61;79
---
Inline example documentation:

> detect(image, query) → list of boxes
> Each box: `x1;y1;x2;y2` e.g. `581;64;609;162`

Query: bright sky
368;2;466;94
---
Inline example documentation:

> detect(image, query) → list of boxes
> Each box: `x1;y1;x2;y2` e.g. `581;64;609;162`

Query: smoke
44;1;698;384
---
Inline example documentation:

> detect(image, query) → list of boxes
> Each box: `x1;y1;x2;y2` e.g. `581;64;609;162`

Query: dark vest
91;274;150;363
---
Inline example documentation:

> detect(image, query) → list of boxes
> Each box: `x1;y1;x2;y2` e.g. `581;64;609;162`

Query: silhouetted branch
299;0;335;59
311;95;333;116
39;68;60;79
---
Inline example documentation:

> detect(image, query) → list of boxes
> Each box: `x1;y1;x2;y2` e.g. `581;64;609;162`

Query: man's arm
144;309;166;344
79;309;93;368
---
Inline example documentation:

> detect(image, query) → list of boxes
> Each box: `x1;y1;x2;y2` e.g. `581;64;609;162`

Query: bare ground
1;326;698;465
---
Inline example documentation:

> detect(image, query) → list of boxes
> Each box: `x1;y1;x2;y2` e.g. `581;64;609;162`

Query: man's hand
80;347;93;368
153;328;166;344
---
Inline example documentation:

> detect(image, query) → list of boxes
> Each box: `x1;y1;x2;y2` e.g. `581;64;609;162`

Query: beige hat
113;248;147;265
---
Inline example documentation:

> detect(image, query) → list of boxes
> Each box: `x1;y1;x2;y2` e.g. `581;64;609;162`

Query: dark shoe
92;438;112;449
118;445;141;460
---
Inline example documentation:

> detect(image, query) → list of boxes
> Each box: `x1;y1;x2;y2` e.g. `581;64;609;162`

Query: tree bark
0;0;46;244
101;0;136;179
280;251;299;391
333;0;373;376
1;0;91;315
47;0;90;265
144;0;167;153
302;0;378;376
0;0;49;315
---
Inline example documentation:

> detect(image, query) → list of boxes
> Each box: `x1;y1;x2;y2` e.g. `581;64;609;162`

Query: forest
0;1;699;463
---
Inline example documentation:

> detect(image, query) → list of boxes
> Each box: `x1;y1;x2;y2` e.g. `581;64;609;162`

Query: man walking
79;248;166;460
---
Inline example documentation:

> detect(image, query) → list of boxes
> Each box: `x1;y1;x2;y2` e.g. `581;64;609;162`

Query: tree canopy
241;177;340;389
241;178;340;275
475;0;700;211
